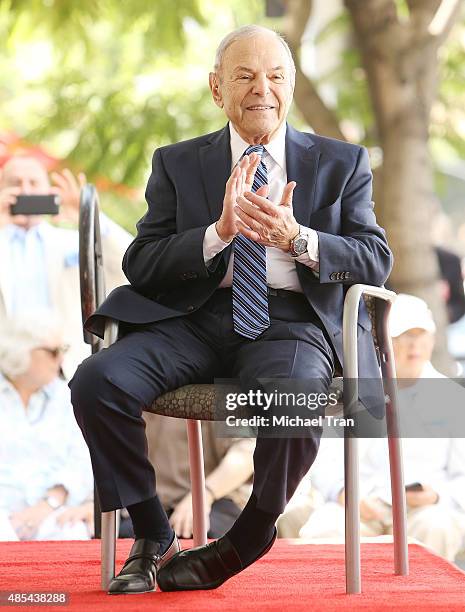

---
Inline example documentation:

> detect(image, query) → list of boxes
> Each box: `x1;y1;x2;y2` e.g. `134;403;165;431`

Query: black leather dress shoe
108;534;180;595
157;529;277;591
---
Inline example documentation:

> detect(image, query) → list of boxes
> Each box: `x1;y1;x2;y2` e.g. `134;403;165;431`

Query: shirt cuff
203;223;233;265
294;227;319;272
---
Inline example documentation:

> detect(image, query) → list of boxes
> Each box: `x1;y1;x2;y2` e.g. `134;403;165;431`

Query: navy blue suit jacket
86;124;393;416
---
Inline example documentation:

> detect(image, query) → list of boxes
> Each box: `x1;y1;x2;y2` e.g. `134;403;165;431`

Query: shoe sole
108;587;156;595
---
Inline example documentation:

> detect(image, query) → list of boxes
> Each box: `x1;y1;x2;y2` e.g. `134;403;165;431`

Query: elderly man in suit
0;156;132;377
70;24;393;594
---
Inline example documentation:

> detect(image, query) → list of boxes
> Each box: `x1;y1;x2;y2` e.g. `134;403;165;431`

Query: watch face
293;237;307;255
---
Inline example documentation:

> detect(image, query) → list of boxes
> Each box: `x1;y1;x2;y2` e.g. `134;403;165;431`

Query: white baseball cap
389;293;436;338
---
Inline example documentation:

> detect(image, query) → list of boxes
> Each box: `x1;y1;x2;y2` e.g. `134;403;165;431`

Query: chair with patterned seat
79;184;408;594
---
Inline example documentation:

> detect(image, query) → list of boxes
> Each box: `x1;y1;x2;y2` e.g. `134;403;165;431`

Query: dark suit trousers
70;289;335;515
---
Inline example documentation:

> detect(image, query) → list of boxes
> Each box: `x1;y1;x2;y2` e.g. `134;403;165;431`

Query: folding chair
79;184;408;594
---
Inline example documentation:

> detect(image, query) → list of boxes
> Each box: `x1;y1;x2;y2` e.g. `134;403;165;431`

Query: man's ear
209;72;223;109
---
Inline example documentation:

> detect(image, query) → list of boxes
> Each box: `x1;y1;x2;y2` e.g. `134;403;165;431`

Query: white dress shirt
0;374;93;512
5;223;51;313
202;122;319;291
3;213;122;316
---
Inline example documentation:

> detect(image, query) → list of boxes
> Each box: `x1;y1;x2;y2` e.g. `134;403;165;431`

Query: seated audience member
276;474;323;538
430;205;465;324
0;155;132;377
285;294;465;561
121;414;255;539
0;314;93;541
55;497;94;538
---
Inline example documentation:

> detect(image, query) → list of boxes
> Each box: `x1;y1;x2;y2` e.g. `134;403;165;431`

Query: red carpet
1;539;464;611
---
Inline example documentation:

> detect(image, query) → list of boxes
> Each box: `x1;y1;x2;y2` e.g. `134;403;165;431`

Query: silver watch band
290;227;308;257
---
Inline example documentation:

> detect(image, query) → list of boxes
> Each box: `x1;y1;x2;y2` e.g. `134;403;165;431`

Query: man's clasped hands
216;152;299;251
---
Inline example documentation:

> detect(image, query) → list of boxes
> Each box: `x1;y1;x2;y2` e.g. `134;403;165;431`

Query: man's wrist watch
43;495;63;510
289;226;309;257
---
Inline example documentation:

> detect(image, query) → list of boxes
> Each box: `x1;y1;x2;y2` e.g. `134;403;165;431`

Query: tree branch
282;0;346;139
428;0;462;41
344;0;402;50
293;67;347;139
406;0;461;39
282;0;312;50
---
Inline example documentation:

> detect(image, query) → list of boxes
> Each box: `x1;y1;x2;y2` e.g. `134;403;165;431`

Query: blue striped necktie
232;145;270;339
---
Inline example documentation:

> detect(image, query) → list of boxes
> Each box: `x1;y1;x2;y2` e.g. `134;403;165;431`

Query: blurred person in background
430;203;465;324
293;294;465;561
0;155;132;378
0;313;93;541
436;246;465;324
275;473;323;538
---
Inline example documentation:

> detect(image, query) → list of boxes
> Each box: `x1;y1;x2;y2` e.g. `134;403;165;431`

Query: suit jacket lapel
197;123;319;261
285;124;320;226
199;125;232;223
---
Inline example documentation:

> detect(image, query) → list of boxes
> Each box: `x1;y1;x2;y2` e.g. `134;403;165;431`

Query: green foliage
3;0;207;56
314;11;349;45
0;0;463;232
431;24;465;160
0;0;270;229
306;9;464;153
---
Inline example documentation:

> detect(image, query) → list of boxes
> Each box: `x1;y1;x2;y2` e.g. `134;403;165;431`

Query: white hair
213;24;296;77
0;311;63;379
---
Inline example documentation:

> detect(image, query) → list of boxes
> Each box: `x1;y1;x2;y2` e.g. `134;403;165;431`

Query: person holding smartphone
0;155;132;378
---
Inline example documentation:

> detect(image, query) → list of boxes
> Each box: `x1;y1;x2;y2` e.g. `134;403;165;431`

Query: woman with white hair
0;312;93;540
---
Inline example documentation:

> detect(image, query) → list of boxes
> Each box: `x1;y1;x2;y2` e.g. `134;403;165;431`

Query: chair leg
345;435;361;594
388;435;409;575
186;419;208;547
101;510;118;590
342;288;362;594
379;305;409;577
385;376;409;576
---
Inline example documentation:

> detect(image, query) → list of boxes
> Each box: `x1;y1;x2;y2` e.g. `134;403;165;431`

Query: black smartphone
11;194;60;216
405;482;423;492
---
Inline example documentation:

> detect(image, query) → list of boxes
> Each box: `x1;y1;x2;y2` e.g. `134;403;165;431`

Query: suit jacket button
187;305;195;312
344;272;351;279
330;272;337;280
180;273;187;280
191;272;198;279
